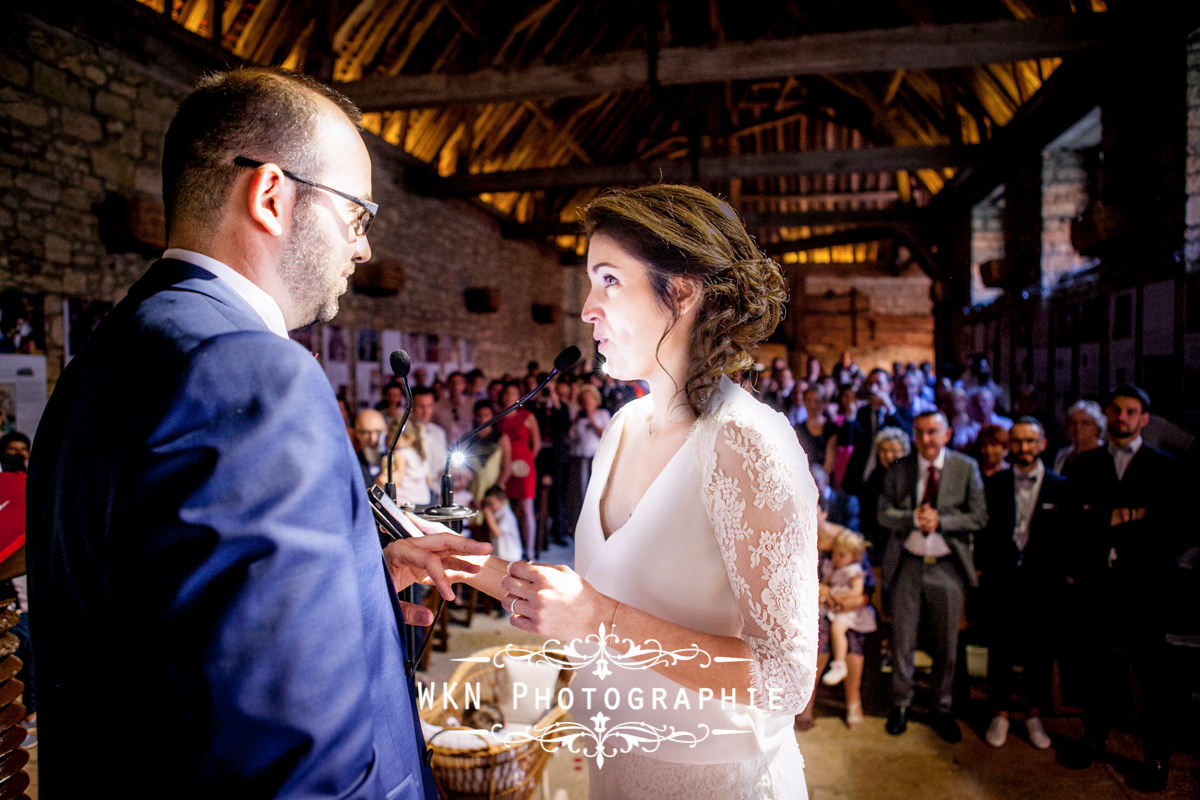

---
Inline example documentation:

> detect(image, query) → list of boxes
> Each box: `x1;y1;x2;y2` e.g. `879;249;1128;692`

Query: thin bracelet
609;600;621;635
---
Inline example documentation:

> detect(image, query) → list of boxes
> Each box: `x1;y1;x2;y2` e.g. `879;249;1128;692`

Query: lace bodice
574;377;817;797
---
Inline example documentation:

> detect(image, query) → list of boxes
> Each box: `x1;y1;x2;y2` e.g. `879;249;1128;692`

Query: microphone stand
411;347;579;675
439;355;576;508
381;352;421;673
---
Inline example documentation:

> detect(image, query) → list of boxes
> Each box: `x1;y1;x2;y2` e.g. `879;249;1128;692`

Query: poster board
0;354;47;440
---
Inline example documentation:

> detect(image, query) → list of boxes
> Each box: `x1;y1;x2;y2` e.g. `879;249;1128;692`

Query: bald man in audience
353;408;387;484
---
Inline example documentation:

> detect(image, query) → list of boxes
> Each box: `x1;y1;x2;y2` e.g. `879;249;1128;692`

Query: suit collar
131;259;270;334
162;248;288;338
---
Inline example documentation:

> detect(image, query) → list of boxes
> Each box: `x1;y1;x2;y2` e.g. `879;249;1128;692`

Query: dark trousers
984;574;1052;714
1073;574;1182;762
889;555;965;713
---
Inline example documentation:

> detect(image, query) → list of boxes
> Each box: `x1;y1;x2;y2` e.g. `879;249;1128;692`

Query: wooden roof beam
424;144;984;195
338;15;1115;110
501;211;924;241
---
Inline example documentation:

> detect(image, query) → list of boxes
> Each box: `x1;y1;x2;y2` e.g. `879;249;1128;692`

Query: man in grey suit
878;410;987;742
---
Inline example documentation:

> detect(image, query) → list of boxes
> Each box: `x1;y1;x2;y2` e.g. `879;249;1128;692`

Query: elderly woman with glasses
1053;399;1106;474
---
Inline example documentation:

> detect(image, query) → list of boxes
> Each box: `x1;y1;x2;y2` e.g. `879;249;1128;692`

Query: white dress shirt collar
1014;458;1045;484
1108;435;1143;457
163;248;289;339
916;448;946;474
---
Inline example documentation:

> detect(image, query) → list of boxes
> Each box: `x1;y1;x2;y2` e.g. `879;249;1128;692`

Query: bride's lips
595;337;609;353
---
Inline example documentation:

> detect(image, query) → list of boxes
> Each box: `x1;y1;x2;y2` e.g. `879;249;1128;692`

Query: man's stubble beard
280;195;347;326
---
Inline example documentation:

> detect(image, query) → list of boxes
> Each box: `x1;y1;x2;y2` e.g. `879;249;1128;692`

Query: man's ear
245;164;290;237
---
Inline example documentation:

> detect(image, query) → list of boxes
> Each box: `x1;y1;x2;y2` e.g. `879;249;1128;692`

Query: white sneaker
1026;717;1051;750
985;715;1009;747
822;660;848;686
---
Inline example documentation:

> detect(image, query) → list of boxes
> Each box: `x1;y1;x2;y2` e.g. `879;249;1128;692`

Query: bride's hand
501;561;613;640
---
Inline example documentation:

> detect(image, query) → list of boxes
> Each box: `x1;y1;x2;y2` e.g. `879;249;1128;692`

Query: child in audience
479;486;524;564
821;530;877;687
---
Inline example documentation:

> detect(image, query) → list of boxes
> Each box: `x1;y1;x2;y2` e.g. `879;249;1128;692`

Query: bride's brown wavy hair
583;184;787;417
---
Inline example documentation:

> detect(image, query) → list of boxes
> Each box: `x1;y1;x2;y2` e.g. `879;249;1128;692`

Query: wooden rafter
338;15;1115;110
427;145;983;195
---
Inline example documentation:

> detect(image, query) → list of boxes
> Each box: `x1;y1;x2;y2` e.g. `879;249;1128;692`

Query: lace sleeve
703;410;819;715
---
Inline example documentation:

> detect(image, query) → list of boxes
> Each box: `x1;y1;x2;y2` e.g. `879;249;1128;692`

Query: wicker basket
420;645;573;800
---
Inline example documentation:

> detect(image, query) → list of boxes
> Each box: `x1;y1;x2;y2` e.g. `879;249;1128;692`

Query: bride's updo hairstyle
583;184;787;417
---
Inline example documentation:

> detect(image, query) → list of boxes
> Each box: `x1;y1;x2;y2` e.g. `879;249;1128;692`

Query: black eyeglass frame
233;155;378;237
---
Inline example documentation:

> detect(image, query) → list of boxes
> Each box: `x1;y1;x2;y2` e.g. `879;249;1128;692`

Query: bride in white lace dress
493;185;818;799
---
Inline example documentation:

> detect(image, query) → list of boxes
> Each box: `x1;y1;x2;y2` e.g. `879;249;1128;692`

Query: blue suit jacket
27;259;435;799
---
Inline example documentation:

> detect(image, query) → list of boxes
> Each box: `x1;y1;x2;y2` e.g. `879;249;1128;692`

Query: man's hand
1110;507;1146;526
915;504;939;534
383;520;492;599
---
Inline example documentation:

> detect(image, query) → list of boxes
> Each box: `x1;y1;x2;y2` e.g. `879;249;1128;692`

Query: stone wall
1188;27;1200;273
0;10;582;398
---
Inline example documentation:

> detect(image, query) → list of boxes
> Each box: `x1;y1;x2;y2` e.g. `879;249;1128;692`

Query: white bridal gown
573;378;818;799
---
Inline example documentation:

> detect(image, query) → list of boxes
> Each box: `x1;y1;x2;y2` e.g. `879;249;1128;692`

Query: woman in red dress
495;381;541;558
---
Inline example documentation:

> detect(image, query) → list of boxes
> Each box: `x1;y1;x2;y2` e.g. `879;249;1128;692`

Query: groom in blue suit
26;68;487;798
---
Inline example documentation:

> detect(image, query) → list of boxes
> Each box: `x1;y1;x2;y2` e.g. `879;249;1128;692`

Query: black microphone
439;346;581;507
384;349;413;501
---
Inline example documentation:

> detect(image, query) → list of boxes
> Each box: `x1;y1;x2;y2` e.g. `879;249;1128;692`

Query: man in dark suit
842;368;907;495
978;417;1070;750
878;410;987;742
26;68;488;799
1060;385;1184;792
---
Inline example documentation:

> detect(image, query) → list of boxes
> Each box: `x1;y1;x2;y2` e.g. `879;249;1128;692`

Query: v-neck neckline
596;407;699;542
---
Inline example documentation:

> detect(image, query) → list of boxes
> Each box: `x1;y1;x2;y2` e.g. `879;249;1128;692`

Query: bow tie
1015;473;1037;486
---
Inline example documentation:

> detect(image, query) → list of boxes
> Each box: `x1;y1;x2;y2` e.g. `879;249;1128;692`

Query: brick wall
801;268;934;372
0;10;583;398
1188;27;1200;273
1041;148;1090;288
970;193;1004;304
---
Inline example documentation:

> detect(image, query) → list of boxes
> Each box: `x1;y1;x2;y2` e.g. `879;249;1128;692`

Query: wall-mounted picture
0;290;45;355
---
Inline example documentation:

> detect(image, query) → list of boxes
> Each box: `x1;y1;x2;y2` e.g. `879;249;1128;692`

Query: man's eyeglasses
234;156;378;238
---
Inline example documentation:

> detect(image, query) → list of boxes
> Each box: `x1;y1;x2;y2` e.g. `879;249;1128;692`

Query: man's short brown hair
161;67;361;237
